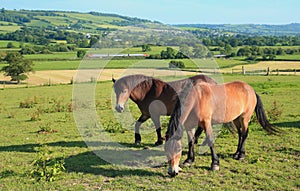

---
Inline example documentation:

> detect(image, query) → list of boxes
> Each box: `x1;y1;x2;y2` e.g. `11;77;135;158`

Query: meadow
0;74;299;190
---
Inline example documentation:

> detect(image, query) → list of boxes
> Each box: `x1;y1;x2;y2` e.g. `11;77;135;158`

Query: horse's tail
255;93;280;134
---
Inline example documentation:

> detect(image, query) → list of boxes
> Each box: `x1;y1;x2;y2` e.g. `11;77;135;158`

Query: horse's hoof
135;141;141;146
183;159;193;167
155;140;163;146
211;164;220;171
238;155;245;160
233;153;240;160
168;171;178;177
233;153;245;160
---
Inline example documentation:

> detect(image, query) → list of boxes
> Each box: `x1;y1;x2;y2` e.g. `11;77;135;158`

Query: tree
224;43;233;55
77;50;86;58
160;47;177;59
193;44;208;58
179;44;191;58
1;52;34;83
141;44;151;52
6;42;15;48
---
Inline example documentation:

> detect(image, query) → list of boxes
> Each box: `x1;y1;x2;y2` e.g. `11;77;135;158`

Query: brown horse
165;80;278;177
112;74;217;146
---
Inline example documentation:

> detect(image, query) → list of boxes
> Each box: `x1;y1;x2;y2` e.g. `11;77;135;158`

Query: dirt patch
0;69;199;88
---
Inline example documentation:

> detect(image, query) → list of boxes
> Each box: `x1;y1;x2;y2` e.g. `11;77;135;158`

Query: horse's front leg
183;129;195;166
194;126;203;144
204;121;220;171
135;115;150;145
152;115;163;146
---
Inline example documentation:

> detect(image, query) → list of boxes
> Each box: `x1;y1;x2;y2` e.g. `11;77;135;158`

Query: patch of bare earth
0;69;199;88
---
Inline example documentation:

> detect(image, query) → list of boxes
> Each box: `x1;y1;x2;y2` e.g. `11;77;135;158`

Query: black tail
255;93;280;134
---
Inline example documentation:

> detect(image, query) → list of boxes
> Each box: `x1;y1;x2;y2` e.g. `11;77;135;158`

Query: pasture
0;74;299;190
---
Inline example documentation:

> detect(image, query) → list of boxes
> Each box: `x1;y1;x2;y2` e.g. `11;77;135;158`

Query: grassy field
0;75;299;190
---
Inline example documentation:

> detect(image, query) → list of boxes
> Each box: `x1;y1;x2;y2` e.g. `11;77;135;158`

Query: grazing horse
112;74;217;146
165;80;278;177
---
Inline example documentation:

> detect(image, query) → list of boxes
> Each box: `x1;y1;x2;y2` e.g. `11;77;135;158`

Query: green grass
274;54;300;60
0;75;299;190
0;40;20;48
32;60;80;70
0;25;21;33
24;52;78;60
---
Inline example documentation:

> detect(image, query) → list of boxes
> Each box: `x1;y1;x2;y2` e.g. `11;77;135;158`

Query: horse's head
112;78;130;113
164;137;182;177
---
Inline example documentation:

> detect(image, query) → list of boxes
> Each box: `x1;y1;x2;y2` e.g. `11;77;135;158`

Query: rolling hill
175;23;300;36
0;9;168;34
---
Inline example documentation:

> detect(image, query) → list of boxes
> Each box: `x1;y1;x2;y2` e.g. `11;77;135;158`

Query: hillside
175;23;300;36
0;9;167;33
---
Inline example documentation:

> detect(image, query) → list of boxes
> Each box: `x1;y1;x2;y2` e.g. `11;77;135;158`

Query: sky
0;0;299;24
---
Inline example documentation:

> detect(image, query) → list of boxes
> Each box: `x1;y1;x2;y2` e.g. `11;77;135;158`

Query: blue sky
1;0;299;24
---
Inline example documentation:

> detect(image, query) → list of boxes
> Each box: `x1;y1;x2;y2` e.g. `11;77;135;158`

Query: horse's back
197;81;257;123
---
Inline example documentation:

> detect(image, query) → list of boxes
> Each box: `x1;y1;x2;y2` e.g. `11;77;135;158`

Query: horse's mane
166;79;196;141
115;74;152;90
114;74;169;99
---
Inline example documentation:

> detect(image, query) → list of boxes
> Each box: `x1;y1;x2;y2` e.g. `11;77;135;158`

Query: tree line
0;27;102;48
190;30;300;47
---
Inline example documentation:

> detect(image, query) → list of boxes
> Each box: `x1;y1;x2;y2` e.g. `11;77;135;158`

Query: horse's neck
130;85;150;103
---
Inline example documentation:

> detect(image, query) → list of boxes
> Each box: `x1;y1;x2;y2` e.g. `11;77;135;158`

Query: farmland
0;75;299;190
0;9;299;191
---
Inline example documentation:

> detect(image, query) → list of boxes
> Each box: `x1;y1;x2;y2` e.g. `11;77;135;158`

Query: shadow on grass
64;151;165;177
273;121;300;128
0;141;88;153
0;141;165;177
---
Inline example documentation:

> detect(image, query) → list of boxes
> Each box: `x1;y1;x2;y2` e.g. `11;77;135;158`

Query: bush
169;60;185;69
267;100;283;122
30;145;65;182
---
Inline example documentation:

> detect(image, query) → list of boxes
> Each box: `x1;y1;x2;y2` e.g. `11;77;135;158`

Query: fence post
242;66;245;75
266;67;270;76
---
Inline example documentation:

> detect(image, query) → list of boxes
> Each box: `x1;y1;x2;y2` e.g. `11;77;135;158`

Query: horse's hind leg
238;118;249;160
233;118;242;159
233;117;249;160
135;115;150;145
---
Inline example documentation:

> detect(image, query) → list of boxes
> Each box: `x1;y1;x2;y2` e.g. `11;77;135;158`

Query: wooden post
242;66;245;75
266;67;270;76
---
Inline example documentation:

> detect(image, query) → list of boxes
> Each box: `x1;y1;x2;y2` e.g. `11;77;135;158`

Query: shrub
30;145;65;182
169;60;185;69
37;123;56;133
267;100;283;122
103;120;126;133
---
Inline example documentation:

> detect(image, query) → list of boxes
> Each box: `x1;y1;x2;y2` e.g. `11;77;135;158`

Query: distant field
274;54;300;60
24;52;77;60
0;25;21;33
0;40;20;48
226;61;300;74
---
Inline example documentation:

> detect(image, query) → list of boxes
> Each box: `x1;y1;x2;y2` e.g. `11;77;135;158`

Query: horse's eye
121;90;127;93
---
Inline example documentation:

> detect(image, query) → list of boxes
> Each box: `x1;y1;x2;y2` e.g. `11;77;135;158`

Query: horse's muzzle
115;105;124;113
